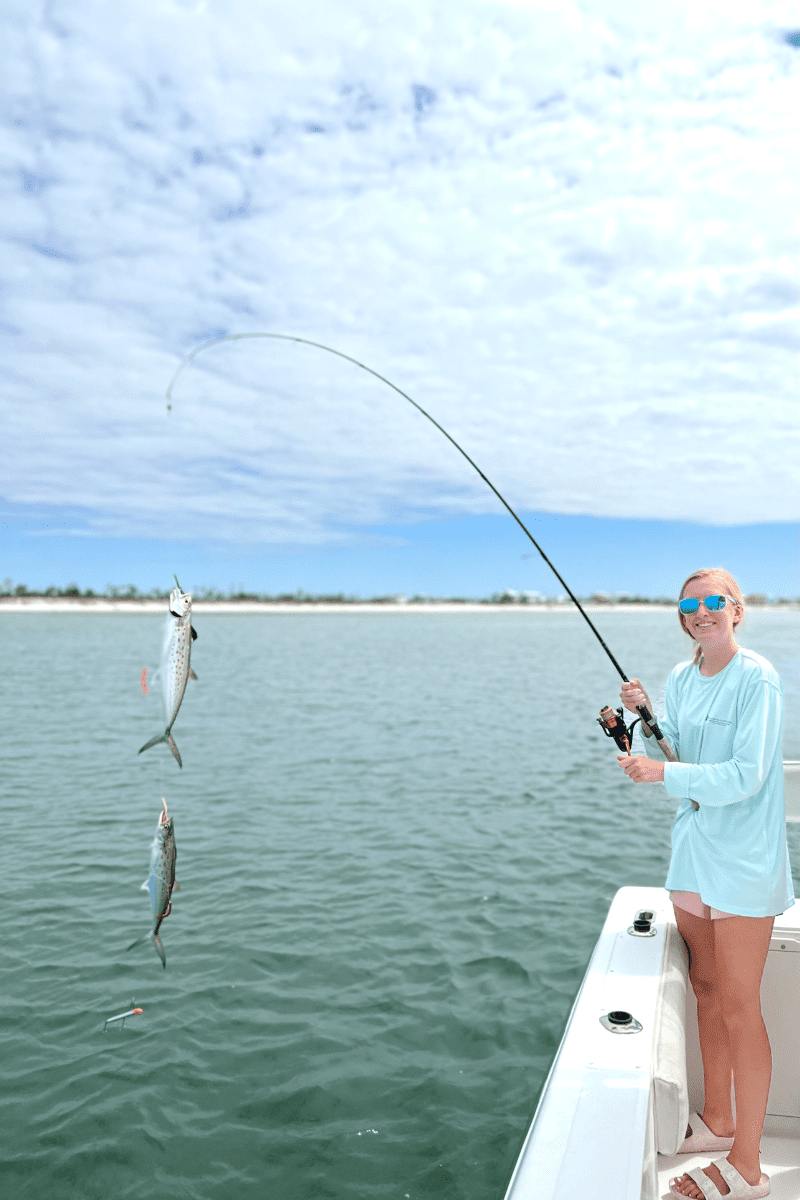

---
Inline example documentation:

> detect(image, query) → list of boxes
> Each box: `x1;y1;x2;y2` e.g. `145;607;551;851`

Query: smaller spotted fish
138;577;197;767
127;799;178;968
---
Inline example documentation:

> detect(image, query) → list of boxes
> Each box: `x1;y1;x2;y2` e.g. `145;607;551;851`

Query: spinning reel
597;706;642;755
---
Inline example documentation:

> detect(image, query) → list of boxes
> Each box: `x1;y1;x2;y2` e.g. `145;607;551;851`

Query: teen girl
617;568;794;1200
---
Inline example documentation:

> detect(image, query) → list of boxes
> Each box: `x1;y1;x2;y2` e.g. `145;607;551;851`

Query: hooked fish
127;799;178;968
138;576;197;767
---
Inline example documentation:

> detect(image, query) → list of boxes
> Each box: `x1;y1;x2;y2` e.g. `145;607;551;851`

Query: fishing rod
165;332;677;764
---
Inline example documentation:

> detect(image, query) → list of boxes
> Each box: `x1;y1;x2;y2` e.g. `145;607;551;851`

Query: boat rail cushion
652;918;690;1155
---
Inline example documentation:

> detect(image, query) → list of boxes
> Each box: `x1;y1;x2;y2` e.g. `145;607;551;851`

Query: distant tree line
1;580;796;604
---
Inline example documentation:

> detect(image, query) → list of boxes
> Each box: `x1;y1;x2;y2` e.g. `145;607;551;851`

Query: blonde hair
678;567;745;663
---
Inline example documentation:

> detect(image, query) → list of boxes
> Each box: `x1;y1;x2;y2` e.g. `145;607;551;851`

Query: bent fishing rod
165;332;677;763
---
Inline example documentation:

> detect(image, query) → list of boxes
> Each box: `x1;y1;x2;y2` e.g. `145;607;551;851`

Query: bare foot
671;1157;763;1198
684;1112;736;1140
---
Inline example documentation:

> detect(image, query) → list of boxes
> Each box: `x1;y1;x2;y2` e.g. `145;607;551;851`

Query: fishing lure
165;333;677;764
102;1000;144;1032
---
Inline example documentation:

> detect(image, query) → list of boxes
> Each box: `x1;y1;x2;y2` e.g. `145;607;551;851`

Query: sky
2;0;798;597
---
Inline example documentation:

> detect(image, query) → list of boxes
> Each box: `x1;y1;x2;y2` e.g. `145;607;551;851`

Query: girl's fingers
621;681;649;711
617;754;643;780
620;681;647;708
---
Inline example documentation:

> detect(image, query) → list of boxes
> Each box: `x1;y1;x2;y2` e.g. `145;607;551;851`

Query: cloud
1;0;798;547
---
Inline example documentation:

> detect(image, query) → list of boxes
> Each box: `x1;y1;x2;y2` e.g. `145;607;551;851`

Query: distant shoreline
1;597;797;614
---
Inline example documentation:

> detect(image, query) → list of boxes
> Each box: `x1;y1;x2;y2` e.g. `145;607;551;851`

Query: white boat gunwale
503;762;800;1200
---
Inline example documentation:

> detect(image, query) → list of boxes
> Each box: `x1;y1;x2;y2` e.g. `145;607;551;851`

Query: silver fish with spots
127;799;178;968
138;578;197;768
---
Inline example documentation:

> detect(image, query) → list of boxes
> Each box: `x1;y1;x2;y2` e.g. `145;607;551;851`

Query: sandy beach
1;597;793;615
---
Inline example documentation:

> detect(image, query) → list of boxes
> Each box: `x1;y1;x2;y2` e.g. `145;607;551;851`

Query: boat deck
658;1131;800;1199
503;880;800;1200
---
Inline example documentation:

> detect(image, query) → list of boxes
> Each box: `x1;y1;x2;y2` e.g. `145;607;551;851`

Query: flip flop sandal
669;1157;770;1199
677;1112;735;1153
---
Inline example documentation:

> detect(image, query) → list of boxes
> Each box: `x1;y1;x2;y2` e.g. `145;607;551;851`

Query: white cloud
1;0;798;546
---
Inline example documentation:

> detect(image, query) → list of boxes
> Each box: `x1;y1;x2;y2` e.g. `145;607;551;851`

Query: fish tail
126;930;167;968
166;733;182;768
138;732;167;755
138;730;182;767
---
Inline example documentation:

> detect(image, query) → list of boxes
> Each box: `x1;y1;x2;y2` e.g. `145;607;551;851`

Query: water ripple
2;610;797;1199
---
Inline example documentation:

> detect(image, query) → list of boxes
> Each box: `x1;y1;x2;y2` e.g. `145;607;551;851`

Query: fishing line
165;332;677;760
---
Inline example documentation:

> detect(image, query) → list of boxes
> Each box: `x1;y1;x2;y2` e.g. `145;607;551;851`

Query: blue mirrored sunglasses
678;594;738;615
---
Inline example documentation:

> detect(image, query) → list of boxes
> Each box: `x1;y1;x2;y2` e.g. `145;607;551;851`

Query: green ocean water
2;609;798;1200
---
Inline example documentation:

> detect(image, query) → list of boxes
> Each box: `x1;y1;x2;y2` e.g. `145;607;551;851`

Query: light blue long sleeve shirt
645;647;794;918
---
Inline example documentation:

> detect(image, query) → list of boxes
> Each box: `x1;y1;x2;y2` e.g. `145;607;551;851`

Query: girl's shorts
670;890;736;921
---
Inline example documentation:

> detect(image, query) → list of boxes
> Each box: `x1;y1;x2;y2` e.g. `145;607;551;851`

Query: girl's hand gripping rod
598;702;677;761
598;698;693;807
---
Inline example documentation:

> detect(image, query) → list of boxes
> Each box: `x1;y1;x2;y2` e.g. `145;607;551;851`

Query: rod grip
637;705;698;808
636;705;677;762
